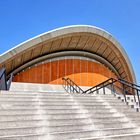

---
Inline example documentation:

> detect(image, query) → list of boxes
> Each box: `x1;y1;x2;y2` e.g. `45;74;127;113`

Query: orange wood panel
93;62;100;73
51;61;58;82
28;68;34;83
65;59;74;80
13;59;117;86
36;65;42;83
44;63;51;83
80;60;88;86
73;59;81;84
87;61;94;86
51;60;65;84
24;70;29;82
41;64;45;83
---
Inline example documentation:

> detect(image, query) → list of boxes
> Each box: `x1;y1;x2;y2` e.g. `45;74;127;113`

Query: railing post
68;82;70;92
6;73;13;90
103;84;105;94
123;84;127;104
66;81;68;91
63;79;64;87
73;85;74;93
65;79;67;88
96;87;98;94
134;94;136;103
69;85;71;93
132;84;137;105
75;85;77;93
4;70;7;90
0;69;8;90
136;89;140;107
111;79;115;95
63;79;66;88
111;83;115;95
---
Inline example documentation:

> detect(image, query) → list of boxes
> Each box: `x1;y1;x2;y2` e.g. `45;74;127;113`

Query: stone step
0;109;122;116
2;113;140;124
71;133;140;140
0;108;117;113
0;92;67;96
0;97;124;103
0;114;127;122
42;127;140;139
0;104;130;111
0;103;133;111
0;116;130;124
0;101;126;106
0;119;135;129
0;104;130;110
0;108;137;116
10;82;66;92
0;94;120;102
0;91;114;96
1;91;116;97
1;84;140;139
0;96;119;102
0;95;117;101
0;106;131;112
0;127;139;140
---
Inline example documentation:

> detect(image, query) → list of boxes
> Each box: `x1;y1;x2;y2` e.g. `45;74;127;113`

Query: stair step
0;119;135;129
0;98;124;103
0;108;137;115
1;83;140;139
0;101;126;106
0;91;116;98
71;133;140;140
0;114;128;121
0;127;139;140
0;97;122;102
0;104;130;110
1;103;129;108
0;110;122;116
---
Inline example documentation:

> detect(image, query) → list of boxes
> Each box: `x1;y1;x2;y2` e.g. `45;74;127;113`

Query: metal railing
62;77;84;93
85;78;140;106
119;78;140;89
0;68;13;90
7;73;13;90
62;77;140;107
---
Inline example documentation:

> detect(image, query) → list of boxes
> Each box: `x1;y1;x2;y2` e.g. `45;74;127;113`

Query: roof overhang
0;25;136;83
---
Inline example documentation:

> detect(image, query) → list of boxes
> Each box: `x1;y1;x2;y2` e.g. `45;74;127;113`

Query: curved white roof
0;25;136;83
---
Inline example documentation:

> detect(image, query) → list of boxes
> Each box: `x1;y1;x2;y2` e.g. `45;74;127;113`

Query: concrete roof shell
0;25;136;83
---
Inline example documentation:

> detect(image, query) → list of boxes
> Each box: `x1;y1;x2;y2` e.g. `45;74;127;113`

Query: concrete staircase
0;82;140;139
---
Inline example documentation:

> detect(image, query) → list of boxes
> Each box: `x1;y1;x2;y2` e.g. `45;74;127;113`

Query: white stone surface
10;82;65;92
0;82;140;139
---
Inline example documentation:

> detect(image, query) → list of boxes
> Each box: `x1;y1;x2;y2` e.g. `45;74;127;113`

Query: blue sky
0;0;140;84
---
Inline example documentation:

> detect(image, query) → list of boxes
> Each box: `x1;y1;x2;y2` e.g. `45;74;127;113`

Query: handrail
62;77;84;93
84;78;140;94
62;76;140;107
84;78;117;93
0;68;13;90
7;73;13;90
0;68;7;90
119;78;140;89
62;77;140;95
0;68;6;80
85;77;140;107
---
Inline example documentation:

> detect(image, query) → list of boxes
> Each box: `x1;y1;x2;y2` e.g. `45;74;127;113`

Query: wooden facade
13;59;117;86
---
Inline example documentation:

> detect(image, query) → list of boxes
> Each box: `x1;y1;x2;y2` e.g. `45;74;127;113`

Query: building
0;25;140;139
0;25;136;86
